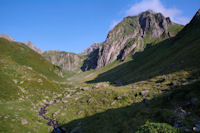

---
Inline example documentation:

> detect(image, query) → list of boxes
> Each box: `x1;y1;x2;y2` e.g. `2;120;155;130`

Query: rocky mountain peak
138;11;172;37
24;41;43;54
81;10;182;71
0;34;16;42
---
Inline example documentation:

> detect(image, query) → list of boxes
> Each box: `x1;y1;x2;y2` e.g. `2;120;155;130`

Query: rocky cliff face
0;34;16;41
81;42;100;55
24;41;43;54
42;50;83;72
81;10;183;71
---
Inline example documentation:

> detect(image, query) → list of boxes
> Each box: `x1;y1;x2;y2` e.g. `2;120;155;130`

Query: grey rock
131;85;135;89
77;111;83;115
193;125;200;132
81;10;178;71
140;90;149;97
80;87;89;91
115;96;122;100
111;101;116;105
93;83;109;89
87;98;93;104
21;119;28;125
43;50;83;72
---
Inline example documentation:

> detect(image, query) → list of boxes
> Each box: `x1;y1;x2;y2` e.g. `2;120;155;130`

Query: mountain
42;50;84;73
60;9;200;133
81;42;100;55
81;10;183;71
1;9;200;133
0;33;16;41
24;41;43;54
0;37;69;132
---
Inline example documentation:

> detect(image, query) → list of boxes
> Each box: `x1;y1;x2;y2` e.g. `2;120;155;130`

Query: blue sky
1;0;199;53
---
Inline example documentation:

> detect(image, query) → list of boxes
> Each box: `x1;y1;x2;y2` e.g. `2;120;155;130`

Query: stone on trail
21;119;28;125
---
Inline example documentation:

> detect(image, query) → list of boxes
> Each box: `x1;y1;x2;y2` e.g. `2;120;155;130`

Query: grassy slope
51;21;200;132
0;39;72;132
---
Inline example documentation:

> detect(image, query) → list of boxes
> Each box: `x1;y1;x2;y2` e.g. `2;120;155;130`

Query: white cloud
126;0;189;25
174;17;190;25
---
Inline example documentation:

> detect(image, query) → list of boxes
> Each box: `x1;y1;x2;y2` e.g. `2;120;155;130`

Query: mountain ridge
81;10;184;71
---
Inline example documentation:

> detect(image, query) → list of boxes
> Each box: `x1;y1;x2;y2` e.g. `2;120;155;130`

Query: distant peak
0;34;16;42
24;41;43;54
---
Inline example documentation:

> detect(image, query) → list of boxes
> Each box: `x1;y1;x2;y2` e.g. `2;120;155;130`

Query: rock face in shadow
43;50;83;72
81;10;182;71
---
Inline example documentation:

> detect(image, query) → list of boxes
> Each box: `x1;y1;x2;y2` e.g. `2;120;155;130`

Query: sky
1;0;199;53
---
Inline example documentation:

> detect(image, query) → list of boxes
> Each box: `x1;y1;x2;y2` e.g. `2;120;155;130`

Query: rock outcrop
81;42;100;55
24;41;43;54
81;10;182;71
42;50;83;72
0;34;16;41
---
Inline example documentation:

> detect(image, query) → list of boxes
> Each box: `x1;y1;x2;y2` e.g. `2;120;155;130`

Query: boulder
139;90;149;97
21;119;28;125
80;87;89;91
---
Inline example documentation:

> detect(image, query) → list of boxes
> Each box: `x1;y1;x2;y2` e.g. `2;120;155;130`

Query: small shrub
135;122;181;133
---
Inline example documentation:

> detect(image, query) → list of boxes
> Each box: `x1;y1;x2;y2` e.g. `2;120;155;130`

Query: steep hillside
53;9;200;133
81;10;183;71
86;10;200;85
42;50;85;73
0;38;69;132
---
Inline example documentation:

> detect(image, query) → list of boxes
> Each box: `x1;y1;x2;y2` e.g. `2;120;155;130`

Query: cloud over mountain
126;0;189;25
